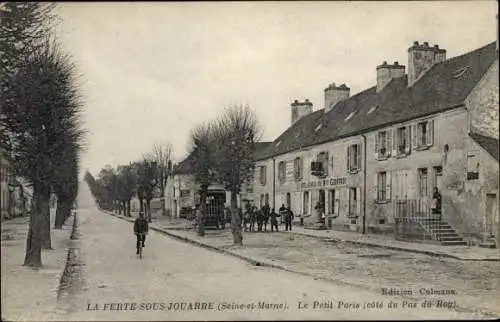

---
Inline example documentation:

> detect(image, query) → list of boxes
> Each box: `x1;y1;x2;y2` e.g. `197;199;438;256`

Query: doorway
485;194;498;239
286;192;291;208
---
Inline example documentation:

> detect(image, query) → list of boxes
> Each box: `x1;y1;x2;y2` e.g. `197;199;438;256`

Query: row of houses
166;38;499;247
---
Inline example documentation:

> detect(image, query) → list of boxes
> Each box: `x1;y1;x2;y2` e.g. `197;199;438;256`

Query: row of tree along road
86;105;262;246
84;143;173;224
1;3;86;267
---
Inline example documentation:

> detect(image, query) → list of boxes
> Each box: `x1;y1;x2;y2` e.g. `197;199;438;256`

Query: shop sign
300;177;347;189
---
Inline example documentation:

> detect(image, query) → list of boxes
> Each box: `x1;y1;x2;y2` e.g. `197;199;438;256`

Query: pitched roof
257;41;498;160
173;141;273;175
470;132;499;161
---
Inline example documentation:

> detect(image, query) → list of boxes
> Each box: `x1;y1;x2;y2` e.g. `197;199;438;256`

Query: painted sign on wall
300;177;347;189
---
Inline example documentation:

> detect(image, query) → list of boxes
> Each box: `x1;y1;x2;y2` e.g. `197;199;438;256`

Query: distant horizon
54;2;497;177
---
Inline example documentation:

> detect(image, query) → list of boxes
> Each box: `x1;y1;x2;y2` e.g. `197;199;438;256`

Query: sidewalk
1;210;75;321
291;227;500;261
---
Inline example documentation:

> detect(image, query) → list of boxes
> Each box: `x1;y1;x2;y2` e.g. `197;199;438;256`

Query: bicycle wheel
138;244;142;259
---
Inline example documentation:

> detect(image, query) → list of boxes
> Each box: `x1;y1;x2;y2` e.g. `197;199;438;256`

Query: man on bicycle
134;211;149;254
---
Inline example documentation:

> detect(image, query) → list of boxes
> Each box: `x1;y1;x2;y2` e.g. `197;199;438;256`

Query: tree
1;35;86;264
136;158;158;223
116;163;137;217
188;122;217;237
150;142;173;217
212;105;261;245
53;142;81;229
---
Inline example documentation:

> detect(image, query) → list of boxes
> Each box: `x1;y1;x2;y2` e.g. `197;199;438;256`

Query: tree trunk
54;196;65;229
24;184;47;267
160;186;166;217
230;191;243;245
139;198;144;212
197;188;207;237
146;199;152;222
127;199;131;216
41;188;51;249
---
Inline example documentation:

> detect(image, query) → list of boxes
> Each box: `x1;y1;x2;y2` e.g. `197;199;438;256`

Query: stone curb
290;230;500;262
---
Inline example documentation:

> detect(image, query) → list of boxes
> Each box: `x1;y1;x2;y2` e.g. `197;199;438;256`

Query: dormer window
314;123;323;132
367;106;378;115
345;111;356;122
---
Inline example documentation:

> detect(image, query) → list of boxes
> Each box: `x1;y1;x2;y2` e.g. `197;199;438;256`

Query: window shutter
324;152;329;177
405;126;411;154
356;187;361;217
263;167;267;185
386;129;392;157
374;133;380;160
412;124;418;149
347;145;351;172
356;144;362;170
386;171;392;201
427;120;434;147
392;129;398;157
373;173;378;200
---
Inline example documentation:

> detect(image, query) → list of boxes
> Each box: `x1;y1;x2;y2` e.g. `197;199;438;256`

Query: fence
394;198;442;242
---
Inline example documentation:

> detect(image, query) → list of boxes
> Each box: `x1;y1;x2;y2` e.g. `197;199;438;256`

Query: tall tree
212;105;261;245
116;163;137;217
136;158;158;222
188;122;217;237
150;142;173;217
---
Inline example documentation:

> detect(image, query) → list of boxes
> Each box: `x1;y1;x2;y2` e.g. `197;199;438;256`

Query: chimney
376;61;405;92
408;41;446;87
324;83;350;113
291;99;313;125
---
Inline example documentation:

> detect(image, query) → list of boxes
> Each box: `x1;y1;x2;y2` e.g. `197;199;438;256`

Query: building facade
252;40;499;246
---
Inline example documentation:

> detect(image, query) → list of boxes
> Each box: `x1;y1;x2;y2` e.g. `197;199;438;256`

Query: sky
53;1;497;177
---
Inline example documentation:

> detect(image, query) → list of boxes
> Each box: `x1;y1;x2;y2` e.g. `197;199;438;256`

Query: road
55;184;487;321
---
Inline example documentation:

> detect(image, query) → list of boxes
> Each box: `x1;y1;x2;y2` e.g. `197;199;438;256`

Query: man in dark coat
269;208;280;232
134;211;149;254
284;207;294;231
279;204;287;225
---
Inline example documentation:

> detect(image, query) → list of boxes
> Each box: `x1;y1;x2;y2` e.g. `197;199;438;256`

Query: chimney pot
414;41;419;46
294;99;298;103
423;41;429;47
434;44;439;49
305;99;309;103
394;61;399;66
383;61;387;65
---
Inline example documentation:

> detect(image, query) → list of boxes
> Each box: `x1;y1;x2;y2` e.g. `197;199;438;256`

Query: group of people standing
240;202;294;232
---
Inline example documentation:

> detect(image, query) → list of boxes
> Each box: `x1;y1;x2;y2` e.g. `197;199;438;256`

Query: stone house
253;40;499;246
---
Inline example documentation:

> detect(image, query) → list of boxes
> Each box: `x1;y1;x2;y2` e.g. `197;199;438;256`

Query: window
414;120;434;149
328;189;339;215
347;144;362;173
293;157;303;180
264;193;269;206
395;126;411;156
374;171;392;202
180;189;190;197
260;194;265;208
467;154;479;180
377;172;387;201
317;152;329;177
303;191;309;214
259;166;267;185
433;166;443;189
418;168;428;197
278;161;286;183
348;188;361;217
286;193;291;208
375;130;390;159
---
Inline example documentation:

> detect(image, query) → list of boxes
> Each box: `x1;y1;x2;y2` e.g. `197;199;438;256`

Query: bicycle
137;233;145;259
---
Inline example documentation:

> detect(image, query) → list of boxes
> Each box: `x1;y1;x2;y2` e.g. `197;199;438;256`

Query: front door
485;194;498;239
